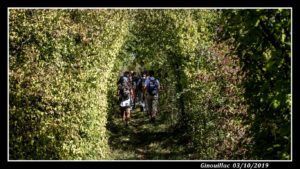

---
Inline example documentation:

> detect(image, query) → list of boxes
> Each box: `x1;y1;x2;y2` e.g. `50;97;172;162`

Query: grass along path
106;106;194;160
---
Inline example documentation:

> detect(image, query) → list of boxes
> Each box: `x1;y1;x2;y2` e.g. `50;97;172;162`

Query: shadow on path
106;106;190;160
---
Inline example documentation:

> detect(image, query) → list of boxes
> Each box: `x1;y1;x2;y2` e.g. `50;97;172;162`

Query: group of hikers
117;70;160;126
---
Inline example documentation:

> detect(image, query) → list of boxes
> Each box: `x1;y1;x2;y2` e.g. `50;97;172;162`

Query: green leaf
255;19;260;27
273;144;281;148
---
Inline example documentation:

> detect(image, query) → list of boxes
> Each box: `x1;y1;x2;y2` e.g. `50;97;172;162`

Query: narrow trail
106;105;192;160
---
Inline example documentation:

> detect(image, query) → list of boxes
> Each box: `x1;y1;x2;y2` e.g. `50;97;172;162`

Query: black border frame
2;0;297;168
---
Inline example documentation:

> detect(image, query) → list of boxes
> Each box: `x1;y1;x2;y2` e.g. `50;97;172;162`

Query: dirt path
106;106;188;160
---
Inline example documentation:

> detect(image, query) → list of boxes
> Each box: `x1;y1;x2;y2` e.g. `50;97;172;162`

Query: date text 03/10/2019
200;163;270;169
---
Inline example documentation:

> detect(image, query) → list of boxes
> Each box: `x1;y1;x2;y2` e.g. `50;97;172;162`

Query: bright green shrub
9;9;130;160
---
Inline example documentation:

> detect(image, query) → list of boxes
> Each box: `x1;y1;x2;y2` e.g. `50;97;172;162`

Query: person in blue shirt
143;70;160;122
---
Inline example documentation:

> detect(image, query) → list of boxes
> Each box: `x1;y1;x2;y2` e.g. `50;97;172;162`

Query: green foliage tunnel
9;9;291;160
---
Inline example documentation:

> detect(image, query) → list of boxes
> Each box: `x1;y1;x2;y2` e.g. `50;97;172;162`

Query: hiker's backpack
119;76;130;100
132;75;139;89
138;77;146;90
147;78;158;96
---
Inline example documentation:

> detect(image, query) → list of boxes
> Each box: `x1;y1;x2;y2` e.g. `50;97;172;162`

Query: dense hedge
9;9;130;160
220;9;291;160
124;9;291;160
